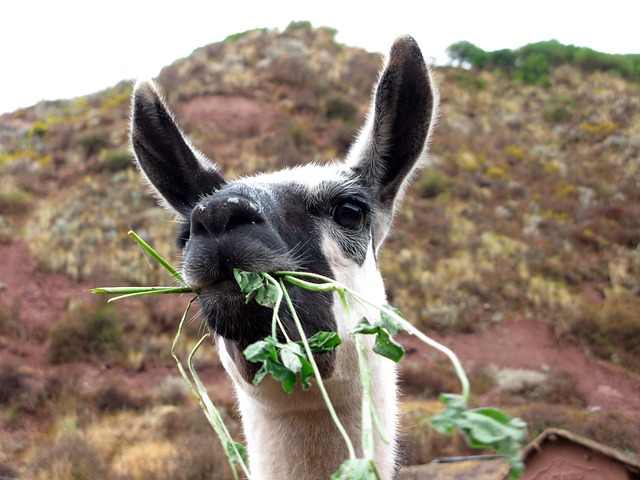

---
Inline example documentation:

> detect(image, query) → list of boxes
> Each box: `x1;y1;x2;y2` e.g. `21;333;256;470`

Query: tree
521;52;550;85
447;41;490;68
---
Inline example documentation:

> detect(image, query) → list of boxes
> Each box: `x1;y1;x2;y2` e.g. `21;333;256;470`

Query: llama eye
332;201;366;230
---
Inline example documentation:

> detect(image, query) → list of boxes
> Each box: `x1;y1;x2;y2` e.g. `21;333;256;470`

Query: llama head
130;36;437;380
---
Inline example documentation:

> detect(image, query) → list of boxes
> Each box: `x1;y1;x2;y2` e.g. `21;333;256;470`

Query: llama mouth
194;277;243;297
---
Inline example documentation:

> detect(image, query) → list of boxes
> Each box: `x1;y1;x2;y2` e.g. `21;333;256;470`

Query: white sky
1;0;638;114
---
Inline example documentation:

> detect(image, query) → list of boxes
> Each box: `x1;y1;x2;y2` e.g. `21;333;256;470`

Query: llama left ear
130;79;226;216
346;35;438;249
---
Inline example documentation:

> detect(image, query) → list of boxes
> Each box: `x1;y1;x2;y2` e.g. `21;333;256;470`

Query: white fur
216;233;398;479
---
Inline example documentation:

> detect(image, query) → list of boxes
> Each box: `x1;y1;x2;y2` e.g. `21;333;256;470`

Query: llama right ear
346;36;438;249
130;80;226;215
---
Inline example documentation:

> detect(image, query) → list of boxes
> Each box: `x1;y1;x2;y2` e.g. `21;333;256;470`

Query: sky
1;0;638;115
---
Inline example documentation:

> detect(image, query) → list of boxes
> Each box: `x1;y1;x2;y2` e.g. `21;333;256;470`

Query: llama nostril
190;195;265;237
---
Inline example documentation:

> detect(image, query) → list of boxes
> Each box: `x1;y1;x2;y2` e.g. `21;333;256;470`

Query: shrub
0;464;17;478
285;20;313;32
566;299;640;372
100;150;132;171
173;433;237;480
417;169;450;199
47;302;123;364
77;131;109;157
324;96;358;123
28;120;48;138
155;375;190;405
286;121;311;147
0;361;22;404
92;383;147;412
532;371;588;407
503;145;525;162
21;432;109;480
545;95;577;122
399;361;460;398
453;71;486;91
0;188;31;215
267;57;312;87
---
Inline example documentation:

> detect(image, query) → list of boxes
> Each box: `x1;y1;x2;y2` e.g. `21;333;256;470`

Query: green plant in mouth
92;230;527;479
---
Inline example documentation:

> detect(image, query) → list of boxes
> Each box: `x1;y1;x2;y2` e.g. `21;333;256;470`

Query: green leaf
244;337;321;393
430;394;527;479
280;343;304;373
243;336;278;363
266;358;297;394
233;269;280;307
351;317;377;335
253;283;280;308
305;331;342;353
233;269;263;294
251;364;270;386
224;440;248;466
372;328;405;362
331;459;379;480
351;317;405;363
298;356;315;390
379;304;405;335
431;394;467;434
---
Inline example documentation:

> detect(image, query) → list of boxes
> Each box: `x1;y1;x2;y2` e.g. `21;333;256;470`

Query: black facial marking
303;178;373;266
180;182;335;343
176;220;190;248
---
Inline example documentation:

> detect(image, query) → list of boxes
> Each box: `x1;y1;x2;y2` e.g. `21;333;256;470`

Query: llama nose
190;195;265;237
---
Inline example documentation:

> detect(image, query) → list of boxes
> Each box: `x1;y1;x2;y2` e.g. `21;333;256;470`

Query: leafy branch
234;270;527;478
92;231;527;479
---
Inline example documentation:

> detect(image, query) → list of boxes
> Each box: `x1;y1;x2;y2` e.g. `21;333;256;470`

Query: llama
130;35;437;480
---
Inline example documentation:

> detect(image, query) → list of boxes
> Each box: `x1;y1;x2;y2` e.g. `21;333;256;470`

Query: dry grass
46;301;122;364
516;403;638;453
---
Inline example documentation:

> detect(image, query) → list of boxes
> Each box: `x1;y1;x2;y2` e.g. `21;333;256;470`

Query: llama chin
130;35;437;480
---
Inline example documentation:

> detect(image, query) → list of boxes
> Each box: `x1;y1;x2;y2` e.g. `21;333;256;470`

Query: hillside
1;23;639;478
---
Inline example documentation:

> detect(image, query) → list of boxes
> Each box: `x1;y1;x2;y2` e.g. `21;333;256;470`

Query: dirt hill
1;22;639;478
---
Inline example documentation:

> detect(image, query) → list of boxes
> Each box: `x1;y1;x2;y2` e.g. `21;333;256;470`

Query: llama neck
219;337;399;480
220;242;398;479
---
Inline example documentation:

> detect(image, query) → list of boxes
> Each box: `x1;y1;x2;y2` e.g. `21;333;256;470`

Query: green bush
324;96;358;122
77;131;109;157
545;95;577;122
453;71;486;91
417;169;451;199
47;302;123;364
101;150;132;171
286;121;311;147
0;188;31;215
446;39;640;82
520;52;550;85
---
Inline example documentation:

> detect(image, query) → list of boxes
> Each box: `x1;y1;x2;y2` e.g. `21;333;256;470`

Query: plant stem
355;297;471;404
128;230;186;285
276;271;471;404
272;275;357;461
92;286;193;303
170;297;250;480
260;273;291;343
338;291;375;460
187;333;251;479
